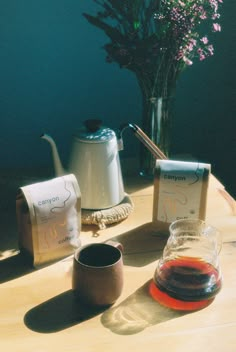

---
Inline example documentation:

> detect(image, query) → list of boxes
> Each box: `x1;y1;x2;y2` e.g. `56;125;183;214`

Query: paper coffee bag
16;174;81;267
152;160;211;234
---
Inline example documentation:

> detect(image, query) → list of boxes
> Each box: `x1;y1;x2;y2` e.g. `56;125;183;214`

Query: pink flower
208;45;214;55
187;42;195;51
209;0;218;10
213;23;221;32
178;0;185;6
199;54;206;61
212;13;220;20
183;56;193;65
176;50;184;61
200;11;207;20
201;36;209;44
190;38;197;46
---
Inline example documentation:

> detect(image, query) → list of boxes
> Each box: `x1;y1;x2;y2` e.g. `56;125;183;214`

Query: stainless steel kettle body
42;119;125;210
69;120;124;209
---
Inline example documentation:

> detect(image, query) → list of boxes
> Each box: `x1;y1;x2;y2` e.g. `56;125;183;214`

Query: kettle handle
118;123;167;160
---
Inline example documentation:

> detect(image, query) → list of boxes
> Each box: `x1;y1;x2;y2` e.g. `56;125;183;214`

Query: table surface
1;173;236;352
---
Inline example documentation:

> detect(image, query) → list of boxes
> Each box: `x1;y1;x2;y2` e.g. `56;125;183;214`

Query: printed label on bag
29;176;79;253
17;174;81;267
157;161;206;223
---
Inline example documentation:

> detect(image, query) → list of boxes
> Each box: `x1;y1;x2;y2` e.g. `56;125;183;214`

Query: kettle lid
74;119;116;143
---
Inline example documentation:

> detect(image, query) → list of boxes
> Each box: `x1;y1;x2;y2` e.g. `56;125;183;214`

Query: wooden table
0;173;236;352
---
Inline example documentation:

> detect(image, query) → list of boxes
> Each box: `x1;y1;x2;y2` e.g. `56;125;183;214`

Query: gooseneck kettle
41;119;125;210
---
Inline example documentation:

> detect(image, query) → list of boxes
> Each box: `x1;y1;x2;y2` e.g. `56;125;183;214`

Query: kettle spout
41;134;65;176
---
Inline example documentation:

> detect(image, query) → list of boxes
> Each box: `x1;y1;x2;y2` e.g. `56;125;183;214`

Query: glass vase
139;95;174;177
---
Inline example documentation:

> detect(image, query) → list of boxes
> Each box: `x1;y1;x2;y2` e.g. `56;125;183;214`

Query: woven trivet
81;194;134;230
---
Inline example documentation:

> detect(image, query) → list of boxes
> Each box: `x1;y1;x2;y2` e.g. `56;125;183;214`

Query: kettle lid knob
84;119;102;133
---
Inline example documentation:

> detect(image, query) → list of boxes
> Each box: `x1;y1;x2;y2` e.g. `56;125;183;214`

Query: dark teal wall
0;0;142;168
0;1;235;195
172;0;236;196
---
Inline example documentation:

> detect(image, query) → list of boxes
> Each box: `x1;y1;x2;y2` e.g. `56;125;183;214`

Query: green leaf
133;21;140;30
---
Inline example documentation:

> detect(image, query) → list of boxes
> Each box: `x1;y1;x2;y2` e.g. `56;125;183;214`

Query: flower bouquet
84;0;223;175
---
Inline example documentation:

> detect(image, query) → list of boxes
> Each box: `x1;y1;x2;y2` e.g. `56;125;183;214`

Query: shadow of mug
24;289;106;333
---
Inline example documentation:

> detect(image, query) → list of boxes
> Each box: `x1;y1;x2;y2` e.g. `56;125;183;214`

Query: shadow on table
0;252;34;284
112;222;168;267
24;289;106;333
24;281;188;335
101;279;187;335
0;222;166;283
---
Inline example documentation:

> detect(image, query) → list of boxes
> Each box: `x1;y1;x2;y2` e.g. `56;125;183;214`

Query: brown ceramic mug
72;241;123;306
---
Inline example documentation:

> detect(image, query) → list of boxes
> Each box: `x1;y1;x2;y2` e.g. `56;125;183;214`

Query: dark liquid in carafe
150;256;222;310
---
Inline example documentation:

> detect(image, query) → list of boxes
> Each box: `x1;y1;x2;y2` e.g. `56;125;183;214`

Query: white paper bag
16;174;81;267
152;160;211;234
